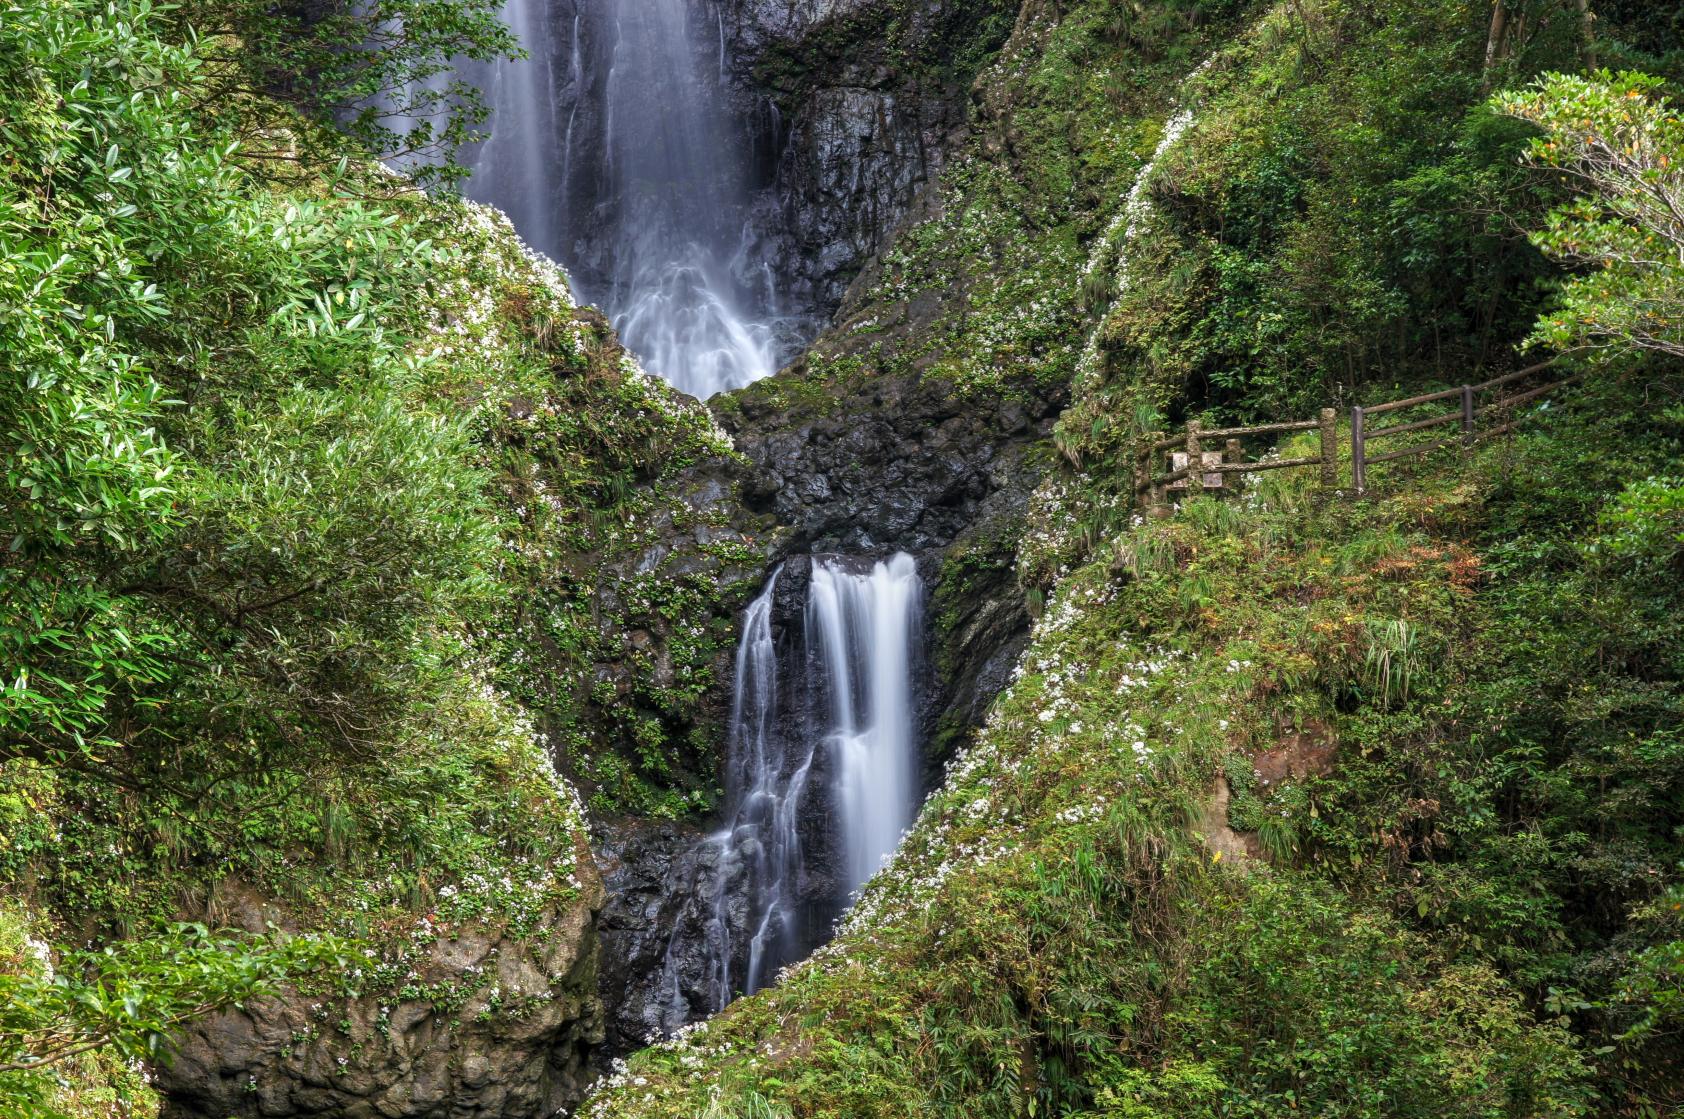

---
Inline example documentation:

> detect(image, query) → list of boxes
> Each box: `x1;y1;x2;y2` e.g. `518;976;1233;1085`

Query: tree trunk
1481;2;1509;88
1578;0;1597;70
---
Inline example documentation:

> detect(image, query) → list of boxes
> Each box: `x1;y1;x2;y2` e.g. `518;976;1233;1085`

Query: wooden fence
1134;358;1579;510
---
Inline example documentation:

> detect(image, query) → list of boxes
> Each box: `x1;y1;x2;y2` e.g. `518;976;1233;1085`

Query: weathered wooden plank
1143;463;1195;490
1484;372;1583;414
1147;455;1324;489
1131;361;1580;513
1186;421;1205;495
1206;456;1322;474
1470;357;1558;393
1365;408;1463;441
1197;418;1323;439
1352;406;1367;493
1364;385;1463;415
1365;433;1461;464
1319;408;1338;489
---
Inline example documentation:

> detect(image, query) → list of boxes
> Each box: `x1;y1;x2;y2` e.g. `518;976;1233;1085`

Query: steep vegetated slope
0;1;757;1115
2;0;1681;1115
583;0;1683;1115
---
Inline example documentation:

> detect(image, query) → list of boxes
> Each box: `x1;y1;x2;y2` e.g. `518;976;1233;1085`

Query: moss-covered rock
159;855;603;1119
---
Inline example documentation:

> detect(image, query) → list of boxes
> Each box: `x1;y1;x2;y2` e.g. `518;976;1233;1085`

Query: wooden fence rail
1134;359;1575;511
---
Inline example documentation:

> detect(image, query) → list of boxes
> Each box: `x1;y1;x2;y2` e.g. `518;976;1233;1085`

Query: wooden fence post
1318;408;1338;490
1186;420;1204;497
1351;406;1366;494
1145;440;1168;515
1461;384;1475;447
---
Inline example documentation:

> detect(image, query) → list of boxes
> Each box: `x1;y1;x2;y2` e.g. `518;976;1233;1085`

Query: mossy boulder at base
157;863;605;1119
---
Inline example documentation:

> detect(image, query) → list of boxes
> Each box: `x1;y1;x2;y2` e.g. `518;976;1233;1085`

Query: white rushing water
651;569;804;1033
384;0;783;399
808;554;923;892
654;554;923;1031
594;0;778;398
461;0;564;259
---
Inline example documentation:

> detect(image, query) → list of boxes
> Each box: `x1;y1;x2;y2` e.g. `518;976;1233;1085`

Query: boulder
158;865;606;1119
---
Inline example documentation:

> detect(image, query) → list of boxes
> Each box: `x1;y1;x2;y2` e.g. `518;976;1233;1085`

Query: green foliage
0;0;670;1096
1587;474;1684;564
186;0;520;183
1615;879;1683;1044
1496;71;1684;359
1099;0;1567;423
0;0;499;776
0;922;343;1079
0;904;159;1119
1157;875;1588;1117
1;0;201;760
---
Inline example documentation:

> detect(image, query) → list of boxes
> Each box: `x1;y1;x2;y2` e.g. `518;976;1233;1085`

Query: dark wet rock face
594;810;845;1055
719;372;1056;556
158;868;606;1119
718;0;1014;318
593;818;714;1052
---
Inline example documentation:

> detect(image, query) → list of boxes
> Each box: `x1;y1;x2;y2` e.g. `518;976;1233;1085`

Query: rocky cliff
719;0;1016;318
159;861;605;1119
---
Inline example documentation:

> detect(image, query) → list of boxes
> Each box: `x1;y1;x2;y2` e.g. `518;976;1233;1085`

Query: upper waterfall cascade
403;0;788;399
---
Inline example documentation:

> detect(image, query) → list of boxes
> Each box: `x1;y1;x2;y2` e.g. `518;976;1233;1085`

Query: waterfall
808;555;922;892
707;567;816;1008
371;0;564;261
594;0;778;399
384;0;786;399
651;554;924;1034
468;0;562;256
561;12;583;199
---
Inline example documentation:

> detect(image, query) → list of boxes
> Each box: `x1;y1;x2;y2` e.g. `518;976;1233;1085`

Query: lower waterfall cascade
808;554;923;894
650;554;926;1035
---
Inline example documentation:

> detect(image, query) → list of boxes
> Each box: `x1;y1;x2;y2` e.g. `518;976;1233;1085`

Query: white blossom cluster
408;200;581;379
335;677;589;953
1110;63;1212;300
1017;474;1085;584
614;353;736;456
1016;469;1129;587
1054;802;1106;825
461;202;577;313
1072;56;1217;390
578;1019;740;1115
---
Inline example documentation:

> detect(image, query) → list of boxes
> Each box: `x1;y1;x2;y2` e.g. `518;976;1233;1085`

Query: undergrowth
586;372;1684;1114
